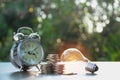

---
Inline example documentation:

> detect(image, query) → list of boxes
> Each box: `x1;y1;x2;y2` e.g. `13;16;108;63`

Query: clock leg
36;65;41;71
20;66;29;71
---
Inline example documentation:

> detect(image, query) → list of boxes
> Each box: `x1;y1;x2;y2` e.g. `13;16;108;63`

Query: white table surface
0;62;119;80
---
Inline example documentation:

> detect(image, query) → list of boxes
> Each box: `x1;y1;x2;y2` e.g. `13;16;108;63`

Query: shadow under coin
10;71;38;80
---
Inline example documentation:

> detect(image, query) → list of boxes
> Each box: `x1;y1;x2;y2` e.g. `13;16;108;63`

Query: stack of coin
46;54;60;74
41;54;65;74
40;62;54;74
46;54;60;64
54;62;65;74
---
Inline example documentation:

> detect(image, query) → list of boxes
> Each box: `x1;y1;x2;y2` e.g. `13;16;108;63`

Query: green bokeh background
0;0;120;61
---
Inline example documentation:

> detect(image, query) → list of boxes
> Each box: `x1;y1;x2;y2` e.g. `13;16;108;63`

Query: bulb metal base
85;62;98;73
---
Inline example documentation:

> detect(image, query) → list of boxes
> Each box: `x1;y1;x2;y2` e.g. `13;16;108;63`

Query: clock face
18;39;44;66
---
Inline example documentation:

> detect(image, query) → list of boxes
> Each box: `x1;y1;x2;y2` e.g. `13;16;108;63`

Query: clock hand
34;47;37;50
28;51;32;55
28;51;37;58
28;51;34;55
28;47;37;53
31;47;38;51
32;52;37;58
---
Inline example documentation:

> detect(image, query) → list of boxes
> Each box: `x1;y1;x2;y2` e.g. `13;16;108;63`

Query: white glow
102;2;107;7
79;0;86;3
56;38;61;43
37;17;42;22
96;22;103;33
96;27;103;33
114;0;119;8
105;20;110;24
75;0;86;5
86;2;90;6
91;0;98;8
84;16;93;33
75;0;80;5
48;14;52;19
88;21;93;33
41;13;46;19
108;4;113;11
37;24;42;29
116;17;120;22
102;15;107;20
36;7;46;19
94;16;98;21
102;23;106;27
36;7;41;16
51;3;57;9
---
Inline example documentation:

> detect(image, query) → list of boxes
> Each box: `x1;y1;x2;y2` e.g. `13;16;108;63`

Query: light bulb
60;48;88;62
60;48;98;73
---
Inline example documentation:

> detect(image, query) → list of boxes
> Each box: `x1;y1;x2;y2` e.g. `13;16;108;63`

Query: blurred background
0;0;120;61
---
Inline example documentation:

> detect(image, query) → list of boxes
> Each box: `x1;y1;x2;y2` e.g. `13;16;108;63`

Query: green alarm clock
10;27;44;71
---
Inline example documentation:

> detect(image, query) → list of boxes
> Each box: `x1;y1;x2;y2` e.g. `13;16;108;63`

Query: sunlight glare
102;15;107;20
75;0;86;5
102;2;107;7
108;4;113;11
37;17;42;22
96;22;103;33
105;20;110;24
91;0;97;8
51;3;57;9
86;2;90;6
114;0;119;8
48;14;52;19
84;16;93;33
94;16;98;21
116;17;120;22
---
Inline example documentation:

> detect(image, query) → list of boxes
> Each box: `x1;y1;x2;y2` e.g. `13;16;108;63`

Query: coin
40;62;54;74
54;62;65;74
41;54;64;74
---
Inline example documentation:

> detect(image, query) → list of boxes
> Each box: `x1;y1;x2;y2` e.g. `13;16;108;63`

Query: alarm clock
10;27;44;71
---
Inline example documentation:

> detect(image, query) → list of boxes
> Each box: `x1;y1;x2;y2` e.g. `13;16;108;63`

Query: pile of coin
40;54;65;74
54;62;64;74
46;54;60;64
40;62;54;74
